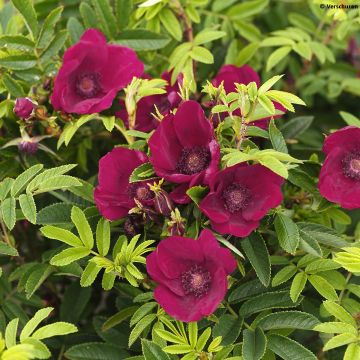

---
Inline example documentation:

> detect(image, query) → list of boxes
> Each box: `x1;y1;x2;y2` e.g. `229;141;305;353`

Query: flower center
75;73;101;98
342;152;360;180
181;265;211;298
129;182;154;202
222;183;249;213
176;147;211;175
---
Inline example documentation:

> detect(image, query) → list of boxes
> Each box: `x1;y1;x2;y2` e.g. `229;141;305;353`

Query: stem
114;123;134;145
339;272;352;304
224;301;238;318
0;218;11;246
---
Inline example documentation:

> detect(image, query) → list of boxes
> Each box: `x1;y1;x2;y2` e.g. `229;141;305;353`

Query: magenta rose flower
51;29;144;115
319;126;360;209
14;98;35;120
116;72;182;132
200;164;283;237
212;64;285;129
146;229;236;322
94;147;154;220
148;100;220;203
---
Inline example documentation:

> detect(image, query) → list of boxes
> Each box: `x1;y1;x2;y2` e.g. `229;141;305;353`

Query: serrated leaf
37;6;63;48
0;54;37;70
323;301;356;327
65;342;129;360
267;334;317;360
272;265;297;287
241;232;271;287
290;272;307;302
266;46;291;72
40;225;83;247
114;29;170;50
159;8;182;41
11;164;43;197
50;247;91;266
129;314;156;347
308;275;338;301
142;339;171;360
212;314;243;346
194;30;226;45
1;197;16;230
274;214;300;254
258;311;320;330
102;307;137;331
269;119;288;154
20;307;53;341
10;0;38;36
32;322;77;340
80;262;101;287
25;264;53;299
190;46;214;64
313;322;356;334
242;327;266;360
19;193;36;224
5;318;18;348
71;206;94;249
96;218;110;256
0;242;18;257
323;333;357;351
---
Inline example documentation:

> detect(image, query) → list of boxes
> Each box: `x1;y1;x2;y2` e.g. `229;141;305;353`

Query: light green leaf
323;301;356;327
323;333;357;351
80;262;101;287
20;307;53;341
344;343;360;360
308;275;338;301
96;218;110;256
40;225;83;247
142;339;171;360
290;272;307;302
194;30;226;45
11;164;43;197
189;46;214;64
32;322;77;340
1;197;16;230
71;206;94;249
50;247;91;266
10;0;38;36
293;42;312;60
266;46;291;72
5;318;19;348
0;54;37;70
37;6;63;48
272;265;297;287
159;8;182;41
313;322;356;334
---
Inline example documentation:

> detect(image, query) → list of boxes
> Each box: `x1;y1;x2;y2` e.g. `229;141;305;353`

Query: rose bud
14;98;36;120
18;140;38;155
149;180;174;217
167;208;186;236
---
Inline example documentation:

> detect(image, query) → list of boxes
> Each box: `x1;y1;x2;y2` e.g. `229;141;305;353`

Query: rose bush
0;1;360;360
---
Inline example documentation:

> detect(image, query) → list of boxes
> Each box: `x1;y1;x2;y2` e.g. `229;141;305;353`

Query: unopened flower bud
124;214;143;238
14;98;36;120
18;140;38;155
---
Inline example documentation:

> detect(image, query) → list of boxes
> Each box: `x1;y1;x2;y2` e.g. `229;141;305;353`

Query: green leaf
196;327;211;351
313;322;356;334
40;225;83;247
20;307;53;341
258;311;320;330
280;116;314;139
159;8;182;41
344;343;360;360
115;0;132;30
102;271;116;290
226;0;269;20
267;334;317;360
33;175;82;194
71;206;94;249
258;94;275;115
323;333;357;351
18;193;36;224
290;272;307;302
0;54;37;70
236;42;259;66
239;291;301;317
305;259;340;273
293;42;312;60
308;274;338;301
130;302;157;327
79;2;98;29
259;75;283;94
258;156;288;178
114;29;170;50
102;307;137;331
0;178;14;201
50;247;91;266
129;314;156;347
194;30;226;45
5;318;19;348
142;339;171;360
0;35;34;51
92;0;118;39
0;242;18;257
274;214;300;254
189;46;214;64
323;301;356;327
80;262;101;287
241;233;271;287
96;218;110;256
2;73;25;97
272;265;297;287
186;186;208;205
269;120;288;154
266;46;291;72
37;6;63;48
297;223;349;249
242;327;266;360
65;342;129;360
129;162;156;183
10;0;38;36
40;29;68;61
11;164;43;197
25;264;54;299
212;314;243;346
327;208;351;225
340;111;360;127
1;197;16;230
66;17;84;44
32;322;77;340
21;338;51;359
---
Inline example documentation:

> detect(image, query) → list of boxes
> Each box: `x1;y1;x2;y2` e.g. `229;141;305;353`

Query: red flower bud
14;98;36;120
